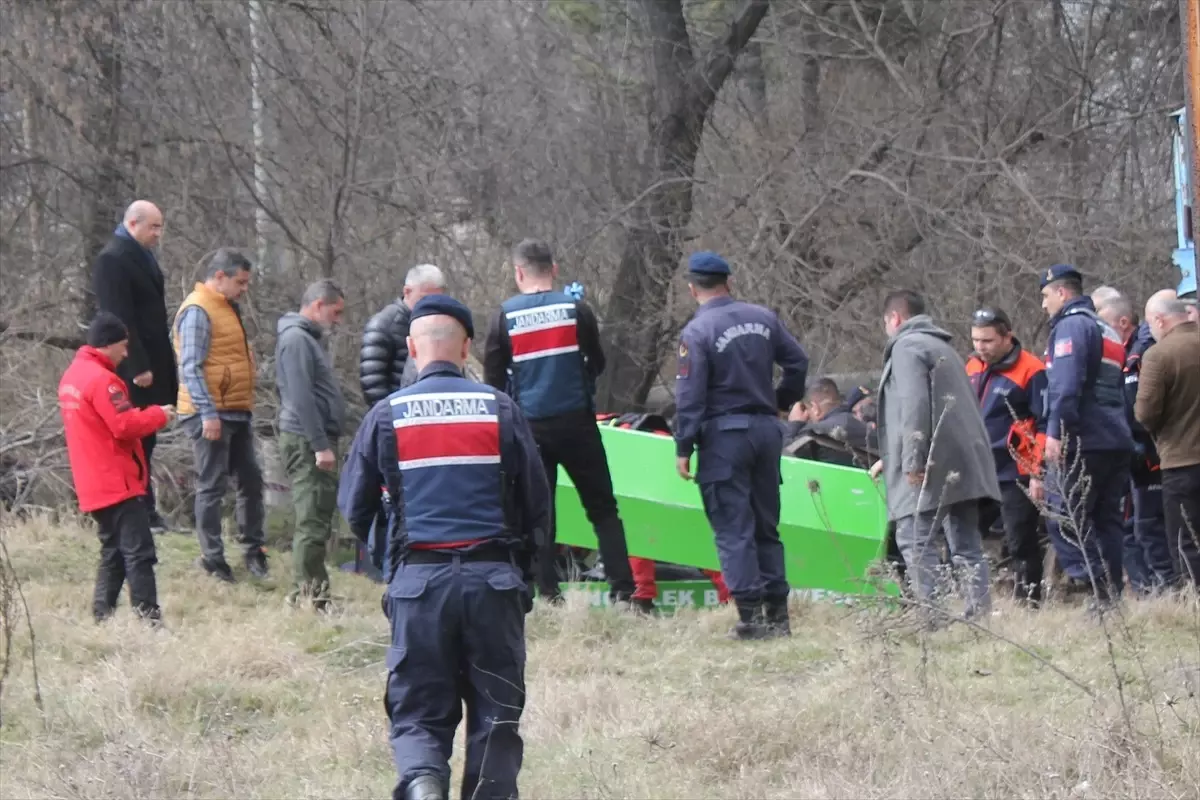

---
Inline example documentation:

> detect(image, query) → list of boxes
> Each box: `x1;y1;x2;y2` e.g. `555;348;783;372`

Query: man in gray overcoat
871;290;1001;622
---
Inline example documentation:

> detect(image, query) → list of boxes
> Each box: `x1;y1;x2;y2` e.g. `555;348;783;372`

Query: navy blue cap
687;251;731;276
845;385;871;409
410;293;475;339
1040;263;1083;289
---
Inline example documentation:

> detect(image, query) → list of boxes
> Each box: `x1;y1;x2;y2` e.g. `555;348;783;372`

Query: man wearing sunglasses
965;306;1048;605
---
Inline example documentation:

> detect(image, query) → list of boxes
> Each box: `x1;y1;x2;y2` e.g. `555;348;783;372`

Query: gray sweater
275;313;347;452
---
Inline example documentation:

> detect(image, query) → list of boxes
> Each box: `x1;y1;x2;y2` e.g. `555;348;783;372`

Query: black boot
1013;560;1043;608
728;600;771;640
401;774;446;800
763;596;792;637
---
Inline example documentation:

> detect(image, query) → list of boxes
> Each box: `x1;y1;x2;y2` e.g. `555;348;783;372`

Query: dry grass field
1;514;1199;799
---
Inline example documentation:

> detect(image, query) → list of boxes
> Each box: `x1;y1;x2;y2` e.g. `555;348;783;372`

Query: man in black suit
91;200;179;533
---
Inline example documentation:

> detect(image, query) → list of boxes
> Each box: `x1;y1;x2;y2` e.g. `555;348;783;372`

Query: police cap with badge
410;293;475;339
1040;263;1083;289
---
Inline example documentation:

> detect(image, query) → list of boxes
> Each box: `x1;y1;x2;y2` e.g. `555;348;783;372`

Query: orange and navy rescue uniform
965;340;1048;482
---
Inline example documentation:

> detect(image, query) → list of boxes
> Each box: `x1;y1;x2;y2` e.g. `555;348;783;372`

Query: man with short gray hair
357;263;447;580
359;264;447;405
1092;286;1177;594
276;279;348;610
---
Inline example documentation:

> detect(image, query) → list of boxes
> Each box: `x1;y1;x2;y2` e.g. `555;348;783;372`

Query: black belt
401;543;513;565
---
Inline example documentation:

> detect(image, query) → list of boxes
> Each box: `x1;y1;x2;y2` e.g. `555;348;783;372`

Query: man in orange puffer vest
173;248;268;584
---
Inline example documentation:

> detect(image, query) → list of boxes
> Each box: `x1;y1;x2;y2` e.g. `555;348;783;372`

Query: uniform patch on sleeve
107;383;132;412
1053;338;1073;358
676;340;690;379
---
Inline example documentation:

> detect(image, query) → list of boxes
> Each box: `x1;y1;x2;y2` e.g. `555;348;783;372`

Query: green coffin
552;426;897;600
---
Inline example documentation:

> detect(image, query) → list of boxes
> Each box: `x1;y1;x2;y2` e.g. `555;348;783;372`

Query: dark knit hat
87;311;129;348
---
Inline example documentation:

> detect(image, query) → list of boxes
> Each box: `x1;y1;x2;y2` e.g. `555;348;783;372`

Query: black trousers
529;410;635;600
1162;463;1200;586
979;479;1045;601
91;496;160;620
142;431;159;517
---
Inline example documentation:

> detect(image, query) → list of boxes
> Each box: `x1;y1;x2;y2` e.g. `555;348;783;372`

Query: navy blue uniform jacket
673;296;809;458
336;361;552;558
1043;296;1133;454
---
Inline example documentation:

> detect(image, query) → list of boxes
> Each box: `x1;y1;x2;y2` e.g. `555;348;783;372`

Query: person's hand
788;402;808;422
676;455;693;482
1044;436;1062;465
202;418;222;441
133;371;153;388
1029;477;1045;504
315;449;337;471
869;459;883;480
907;471;925;487
158;404;175;422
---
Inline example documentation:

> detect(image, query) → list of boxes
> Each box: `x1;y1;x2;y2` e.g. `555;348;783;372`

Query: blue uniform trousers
384;554;528;800
1122;480;1176;593
695;414;789;605
1045;450;1130;600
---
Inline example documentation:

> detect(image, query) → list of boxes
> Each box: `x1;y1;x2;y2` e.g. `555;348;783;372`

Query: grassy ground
1;514;1199;799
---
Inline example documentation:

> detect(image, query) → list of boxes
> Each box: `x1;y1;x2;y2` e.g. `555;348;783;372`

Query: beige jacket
1135;321;1200;469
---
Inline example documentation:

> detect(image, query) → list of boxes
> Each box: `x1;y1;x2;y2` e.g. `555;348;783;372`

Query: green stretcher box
551;425;897;604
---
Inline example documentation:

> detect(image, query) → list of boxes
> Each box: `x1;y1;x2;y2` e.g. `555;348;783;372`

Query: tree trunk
596;0;769;412
79;2;127;325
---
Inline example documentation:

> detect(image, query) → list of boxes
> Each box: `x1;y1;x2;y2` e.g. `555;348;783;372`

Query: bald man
337;294;550;800
91;200;178;533
1136;289;1200;586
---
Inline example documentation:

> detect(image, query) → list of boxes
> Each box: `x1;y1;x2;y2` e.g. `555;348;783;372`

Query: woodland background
0;0;1188;513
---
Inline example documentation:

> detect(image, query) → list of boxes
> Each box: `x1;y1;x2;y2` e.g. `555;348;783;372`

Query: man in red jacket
58;311;174;623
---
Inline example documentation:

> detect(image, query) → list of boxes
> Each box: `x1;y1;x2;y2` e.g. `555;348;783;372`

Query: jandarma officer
337;293;551;800
673;251;810;640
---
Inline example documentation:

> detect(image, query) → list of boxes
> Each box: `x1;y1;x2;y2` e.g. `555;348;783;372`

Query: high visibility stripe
510;323;579;362
1100;336;1126;371
394;419;500;470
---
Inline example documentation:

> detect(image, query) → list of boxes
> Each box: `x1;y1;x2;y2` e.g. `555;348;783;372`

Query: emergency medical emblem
1053;337;1073;357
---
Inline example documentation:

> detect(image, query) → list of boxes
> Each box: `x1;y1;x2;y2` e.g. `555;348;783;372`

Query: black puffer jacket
359;300;412;406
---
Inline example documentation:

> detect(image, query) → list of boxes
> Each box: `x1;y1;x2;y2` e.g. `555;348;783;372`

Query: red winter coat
57;346;169;513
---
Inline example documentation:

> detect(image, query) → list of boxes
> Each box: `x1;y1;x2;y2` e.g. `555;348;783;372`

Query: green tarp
552;425;897;602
